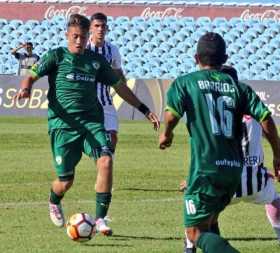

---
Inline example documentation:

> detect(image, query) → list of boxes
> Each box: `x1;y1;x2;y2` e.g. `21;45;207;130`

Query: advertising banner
0;3;280;22
0;75;279;124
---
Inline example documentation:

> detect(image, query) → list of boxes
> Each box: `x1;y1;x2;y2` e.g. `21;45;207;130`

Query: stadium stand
0;12;280;80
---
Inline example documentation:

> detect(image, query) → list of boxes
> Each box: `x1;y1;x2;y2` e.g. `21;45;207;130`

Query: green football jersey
30;47;120;130
166;69;270;195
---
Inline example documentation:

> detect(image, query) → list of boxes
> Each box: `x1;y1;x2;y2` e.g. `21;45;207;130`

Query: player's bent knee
57;176;74;191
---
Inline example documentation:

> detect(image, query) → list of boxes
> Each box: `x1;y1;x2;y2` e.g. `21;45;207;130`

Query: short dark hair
26;42;33;48
90;12;107;23
67;14;90;31
197;32;227;67
221;65;238;83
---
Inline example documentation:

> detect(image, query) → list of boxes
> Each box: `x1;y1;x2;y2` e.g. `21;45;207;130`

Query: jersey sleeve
111;45;122;69
240;82;271;122
29;49;57;78
165;78;187;119
96;57;121;87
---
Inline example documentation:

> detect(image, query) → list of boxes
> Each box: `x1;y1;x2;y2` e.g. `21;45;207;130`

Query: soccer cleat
49;201;65;227
95;218;113;236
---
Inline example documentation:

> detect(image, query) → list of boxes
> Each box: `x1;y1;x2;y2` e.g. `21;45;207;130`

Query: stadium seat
234;50;249;62
140;30;156;42
0;18;8;28
114;16;130;25
247;54;262;65
243;29;259;42
269;64;280;74
255;49;270;60
35;34;50;44
124;30;139;42
177;53;192;64
265;54;280;64
213;25;230;35
131;16;146;24
157;30;173;42
196;16;211;26
234;38;249;48
235;60;250;74
150;68;165;79
239;70;251;81
269;38;280;49
10;29;24;39
253;36;270;48
234;22;250;34
9;19;23;30
187;45;196;56
245;44;259;54
228;17;243;27
33;45;46;57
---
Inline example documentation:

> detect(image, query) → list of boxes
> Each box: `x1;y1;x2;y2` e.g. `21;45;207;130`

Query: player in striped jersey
87;13;160;235
225;65;280;244
182;65;280;253
87;12;124;150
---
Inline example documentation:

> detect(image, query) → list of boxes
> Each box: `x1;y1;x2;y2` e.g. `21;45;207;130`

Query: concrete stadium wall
1;75;280;124
0;3;280;21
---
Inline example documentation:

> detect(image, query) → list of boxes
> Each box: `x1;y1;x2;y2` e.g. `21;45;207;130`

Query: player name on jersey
198;80;235;93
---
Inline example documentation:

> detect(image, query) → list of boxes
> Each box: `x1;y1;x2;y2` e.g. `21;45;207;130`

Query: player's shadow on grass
112;234;182;241
118;187;179;193
112;234;277;242
226;237;277;242
82;243;133;248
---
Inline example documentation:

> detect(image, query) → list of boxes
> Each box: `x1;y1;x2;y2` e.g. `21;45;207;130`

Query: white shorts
103;105;119;132
231;177;279;205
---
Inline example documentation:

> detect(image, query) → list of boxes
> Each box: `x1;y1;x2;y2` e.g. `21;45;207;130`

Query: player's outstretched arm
261;115;280;181
159;111;179;150
13;75;39;100
113;83;160;130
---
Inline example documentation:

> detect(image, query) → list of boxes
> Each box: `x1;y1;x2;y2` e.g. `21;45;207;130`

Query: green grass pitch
0;117;279;253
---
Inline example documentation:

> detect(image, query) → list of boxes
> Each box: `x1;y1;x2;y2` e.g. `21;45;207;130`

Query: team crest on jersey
92;62;100;70
55;156;62;165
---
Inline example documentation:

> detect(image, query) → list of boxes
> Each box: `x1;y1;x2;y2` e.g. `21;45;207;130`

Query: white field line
0;197;182;209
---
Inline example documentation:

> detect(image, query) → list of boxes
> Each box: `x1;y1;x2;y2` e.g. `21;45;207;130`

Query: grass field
0;117;279;253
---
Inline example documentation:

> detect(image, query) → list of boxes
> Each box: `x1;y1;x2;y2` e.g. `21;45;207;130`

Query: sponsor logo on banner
140;7;184;19
44;5;87;20
256;91;269;101
240;9;280;21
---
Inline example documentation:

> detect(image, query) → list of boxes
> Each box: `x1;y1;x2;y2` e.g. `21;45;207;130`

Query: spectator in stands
11;42;40;76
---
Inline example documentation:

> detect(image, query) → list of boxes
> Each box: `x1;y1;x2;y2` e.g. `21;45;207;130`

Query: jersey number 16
205;94;235;138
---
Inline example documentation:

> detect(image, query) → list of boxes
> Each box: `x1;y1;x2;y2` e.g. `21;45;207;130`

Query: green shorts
183;175;239;227
49;123;112;180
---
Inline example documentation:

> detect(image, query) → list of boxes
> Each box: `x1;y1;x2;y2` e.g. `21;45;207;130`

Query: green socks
96;192;112;219
197;232;240;253
49;189;64;204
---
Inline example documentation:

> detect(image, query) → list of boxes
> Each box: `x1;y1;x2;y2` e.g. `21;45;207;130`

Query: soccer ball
66;213;96;242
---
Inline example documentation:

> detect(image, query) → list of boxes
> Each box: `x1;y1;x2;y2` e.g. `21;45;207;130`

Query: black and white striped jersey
87;40;122;106
235;115;269;197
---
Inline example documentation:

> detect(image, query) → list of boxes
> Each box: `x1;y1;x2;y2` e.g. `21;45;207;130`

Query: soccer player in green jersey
14;14;160;235
159;32;280;253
